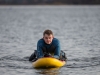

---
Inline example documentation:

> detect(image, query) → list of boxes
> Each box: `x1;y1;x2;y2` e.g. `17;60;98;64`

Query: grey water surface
0;5;100;75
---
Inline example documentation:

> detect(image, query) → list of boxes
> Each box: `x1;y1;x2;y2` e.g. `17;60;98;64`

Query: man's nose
47;39;49;40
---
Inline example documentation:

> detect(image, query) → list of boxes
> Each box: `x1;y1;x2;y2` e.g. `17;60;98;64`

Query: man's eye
49;37;51;39
45;37;48;39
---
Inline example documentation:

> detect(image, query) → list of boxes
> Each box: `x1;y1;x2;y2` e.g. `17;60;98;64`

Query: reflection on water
35;68;60;75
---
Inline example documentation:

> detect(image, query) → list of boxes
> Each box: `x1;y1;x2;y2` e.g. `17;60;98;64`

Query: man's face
43;34;54;44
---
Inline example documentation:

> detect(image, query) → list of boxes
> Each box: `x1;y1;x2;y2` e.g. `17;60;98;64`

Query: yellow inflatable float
32;57;66;68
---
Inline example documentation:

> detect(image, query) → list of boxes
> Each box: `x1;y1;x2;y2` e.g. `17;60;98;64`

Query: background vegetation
0;0;100;5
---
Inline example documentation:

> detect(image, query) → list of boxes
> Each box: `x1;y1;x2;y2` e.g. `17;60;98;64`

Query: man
29;29;66;61
37;29;60;59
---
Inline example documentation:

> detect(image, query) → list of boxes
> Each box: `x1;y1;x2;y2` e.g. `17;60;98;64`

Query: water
0;5;100;75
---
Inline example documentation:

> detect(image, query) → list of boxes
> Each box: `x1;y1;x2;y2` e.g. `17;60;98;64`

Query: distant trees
0;0;100;5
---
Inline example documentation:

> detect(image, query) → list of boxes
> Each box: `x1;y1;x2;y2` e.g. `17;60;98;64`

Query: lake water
0;5;100;75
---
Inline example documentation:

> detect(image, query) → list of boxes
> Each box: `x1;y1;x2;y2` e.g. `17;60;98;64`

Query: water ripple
66;56;100;68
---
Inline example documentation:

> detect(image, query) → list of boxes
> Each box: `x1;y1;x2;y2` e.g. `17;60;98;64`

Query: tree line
0;0;100;5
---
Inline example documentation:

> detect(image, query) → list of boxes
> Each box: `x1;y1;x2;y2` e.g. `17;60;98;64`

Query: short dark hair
43;29;53;36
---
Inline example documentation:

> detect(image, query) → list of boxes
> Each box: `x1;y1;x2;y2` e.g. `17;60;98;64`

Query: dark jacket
37;38;61;59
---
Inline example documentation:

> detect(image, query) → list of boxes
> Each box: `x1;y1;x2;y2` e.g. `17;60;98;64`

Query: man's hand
44;53;51;57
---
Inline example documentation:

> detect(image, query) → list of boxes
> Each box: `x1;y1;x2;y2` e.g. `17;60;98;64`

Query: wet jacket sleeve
53;39;61;59
37;40;44;58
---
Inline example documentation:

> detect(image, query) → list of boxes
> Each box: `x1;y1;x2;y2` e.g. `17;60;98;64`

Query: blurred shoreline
0;4;100;7
0;0;100;5
0;4;100;6
0;4;100;5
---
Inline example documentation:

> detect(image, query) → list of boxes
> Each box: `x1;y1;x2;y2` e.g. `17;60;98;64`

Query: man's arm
37;39;44;58
53;39;61;59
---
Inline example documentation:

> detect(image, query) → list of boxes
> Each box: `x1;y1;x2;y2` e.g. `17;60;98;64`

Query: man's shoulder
37;38;44;46
53;38;59;41
52;38;60;44
38;38;44;43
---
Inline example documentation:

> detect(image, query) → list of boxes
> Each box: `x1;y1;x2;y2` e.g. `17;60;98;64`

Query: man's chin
46;42;51;44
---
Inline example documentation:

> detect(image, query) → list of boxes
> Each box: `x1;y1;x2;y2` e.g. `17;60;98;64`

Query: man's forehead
44;34;53;37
